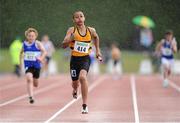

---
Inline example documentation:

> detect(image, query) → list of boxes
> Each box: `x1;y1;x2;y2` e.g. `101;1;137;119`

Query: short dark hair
72;11;84;19
165;30;173;35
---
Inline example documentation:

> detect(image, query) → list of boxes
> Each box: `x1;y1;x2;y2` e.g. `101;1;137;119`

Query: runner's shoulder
67;27;75;33
35;40;42;45
160;39;165;44
35;40;43;49
87;26;96;33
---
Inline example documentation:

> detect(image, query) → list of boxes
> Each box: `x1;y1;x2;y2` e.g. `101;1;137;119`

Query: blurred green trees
0;0;180;49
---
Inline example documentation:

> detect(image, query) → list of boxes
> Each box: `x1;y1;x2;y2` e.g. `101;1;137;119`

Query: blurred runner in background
156;30;177;87
89;45;100;81
9;36;22;77
41;35;55;77
111;43;122;79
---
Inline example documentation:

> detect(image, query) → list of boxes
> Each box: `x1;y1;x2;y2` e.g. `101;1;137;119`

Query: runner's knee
26;73;33;82
79;71;87;82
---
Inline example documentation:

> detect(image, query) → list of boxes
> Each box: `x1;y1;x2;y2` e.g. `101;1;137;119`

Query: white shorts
161;57;174;68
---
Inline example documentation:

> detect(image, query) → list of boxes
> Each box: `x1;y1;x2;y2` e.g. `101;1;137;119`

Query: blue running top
161;40;173;59
23;40;41;69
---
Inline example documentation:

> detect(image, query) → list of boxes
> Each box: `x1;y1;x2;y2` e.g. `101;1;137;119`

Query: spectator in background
140;28;153;48
41;35;55;77
155;30;177;87
9;36;22;77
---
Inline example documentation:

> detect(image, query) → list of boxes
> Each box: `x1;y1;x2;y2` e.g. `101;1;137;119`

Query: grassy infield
0;49;179;73
0;49;148;73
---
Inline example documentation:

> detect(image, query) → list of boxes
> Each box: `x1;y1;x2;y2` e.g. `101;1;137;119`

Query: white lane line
44;76;106;123
130;75;140;123
169;80;180;92
0;79;68;107
159;75;180;93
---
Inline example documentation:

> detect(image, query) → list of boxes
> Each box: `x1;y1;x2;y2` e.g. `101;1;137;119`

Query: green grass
121;51;149;73
0;49;71;73
0;49;13;73
0;49;149;73
53;49;69;73
46;50;150;73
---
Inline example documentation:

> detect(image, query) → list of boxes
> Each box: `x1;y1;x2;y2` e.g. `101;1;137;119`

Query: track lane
52;75;134;122
0;75;68;103
136;74;180;122
0;75;101;122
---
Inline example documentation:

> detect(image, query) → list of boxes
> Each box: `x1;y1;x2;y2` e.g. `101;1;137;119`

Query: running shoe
163;79;169;88
72;90;78;99
29;97;34;104
81;104;88;114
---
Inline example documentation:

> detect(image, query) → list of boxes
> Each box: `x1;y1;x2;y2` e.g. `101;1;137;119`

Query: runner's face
27;32;37;43
165;34;173;42
73;12;85;26
42;36;49;42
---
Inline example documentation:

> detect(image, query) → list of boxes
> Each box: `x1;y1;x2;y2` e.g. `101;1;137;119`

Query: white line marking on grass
130;75;140;123
0;80;67;107
44;76;106;123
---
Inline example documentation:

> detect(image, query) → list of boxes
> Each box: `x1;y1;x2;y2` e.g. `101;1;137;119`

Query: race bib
162;48;172;56
24;51;40;61
74;41;90;53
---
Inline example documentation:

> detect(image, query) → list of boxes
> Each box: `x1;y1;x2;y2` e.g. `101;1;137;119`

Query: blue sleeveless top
23;41;41;69
161;40;173;59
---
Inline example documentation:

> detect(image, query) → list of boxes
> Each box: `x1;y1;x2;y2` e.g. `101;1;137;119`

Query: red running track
136;74;180;122
0;74;180;122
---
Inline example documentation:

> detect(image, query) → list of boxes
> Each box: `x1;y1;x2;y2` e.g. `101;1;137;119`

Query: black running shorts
70;55;91;81
113;59;119;66
25;67;41;79
45;56;51;64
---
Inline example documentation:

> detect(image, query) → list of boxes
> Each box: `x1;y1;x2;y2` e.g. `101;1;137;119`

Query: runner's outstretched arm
90;27;102;60
36;41;47;62
171;40;177;53
62;27;74;49
155;40;163;56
